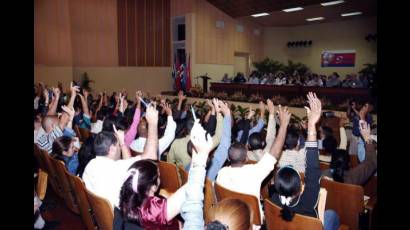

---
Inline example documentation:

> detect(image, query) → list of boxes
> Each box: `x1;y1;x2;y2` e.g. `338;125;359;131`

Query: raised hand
145;104;159;125
218;101;231;116
359;120;371;143
267;99;275;115
247;109;255;120
190;119;213;159
304;92;322;126
113;124;125;146
161;102;173;116
70;82;80;95
61;105;75;120
277;105;291;127
359;104;369;120
178;90;186;101
52;87;60;98
206;99;214;109
135;90;143;99
212;98;221;114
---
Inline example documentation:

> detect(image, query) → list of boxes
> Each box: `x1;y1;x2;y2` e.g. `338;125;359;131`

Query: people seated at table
233;72;247;83
221;73;232;83
248;72;259;84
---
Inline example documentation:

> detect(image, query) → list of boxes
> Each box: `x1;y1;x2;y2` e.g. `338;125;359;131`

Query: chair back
49;157;80;214
214;182;261;225
321;178;364;230
178;165;189;185
204;178;217;223
36;147;63;197
158;161;181;193
65;172;96;230
264;198;323;230
85;188;114;230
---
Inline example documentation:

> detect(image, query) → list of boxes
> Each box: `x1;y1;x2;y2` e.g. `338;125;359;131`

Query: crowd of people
34;81;377;230
221;71;374;88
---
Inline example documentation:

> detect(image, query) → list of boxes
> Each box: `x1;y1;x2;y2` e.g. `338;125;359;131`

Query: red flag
175;55;182;91
186;54;191;91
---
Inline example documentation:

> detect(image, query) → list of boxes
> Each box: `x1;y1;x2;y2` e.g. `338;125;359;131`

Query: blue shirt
63;153;79;175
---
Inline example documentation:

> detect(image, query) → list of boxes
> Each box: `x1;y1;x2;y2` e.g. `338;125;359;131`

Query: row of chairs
158;160;374;230
34;144;114;230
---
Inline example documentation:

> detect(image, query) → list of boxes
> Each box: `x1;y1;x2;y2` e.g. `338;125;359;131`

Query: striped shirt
37;126;64;153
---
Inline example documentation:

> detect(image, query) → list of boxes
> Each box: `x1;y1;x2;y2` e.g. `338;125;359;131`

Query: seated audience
247;99;276;161
248;73;259;84
115;116;213;229
216;103;291;224
270;93;341;230
233;72;247;83
323;121;377;185
82;105;158;208
167;99;223;167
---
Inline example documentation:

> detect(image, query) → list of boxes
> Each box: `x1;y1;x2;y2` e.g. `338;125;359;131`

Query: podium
200;75;211;93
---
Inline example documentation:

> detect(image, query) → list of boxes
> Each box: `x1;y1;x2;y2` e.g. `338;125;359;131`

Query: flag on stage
185;53;191;91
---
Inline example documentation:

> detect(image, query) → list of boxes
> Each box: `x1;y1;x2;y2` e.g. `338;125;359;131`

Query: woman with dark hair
51;136;79;175
318;126;337;153
114;119;213;230
324;121;377;185
270;93;340;230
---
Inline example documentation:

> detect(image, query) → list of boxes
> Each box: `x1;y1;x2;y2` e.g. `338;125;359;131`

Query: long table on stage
210;82;373;104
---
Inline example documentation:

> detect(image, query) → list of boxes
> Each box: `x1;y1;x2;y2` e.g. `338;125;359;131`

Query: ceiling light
341;12;363;17
282;7;303;12
251;13;269;17
306;17;325;21
320;1;345;6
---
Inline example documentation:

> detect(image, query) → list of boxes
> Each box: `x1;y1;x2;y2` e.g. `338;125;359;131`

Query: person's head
333;72;340;78
330;149;350;183
248;132;266;151
41;115;59;133
93;131;120;160
102;116;126;132
284;128;299;150
77;141;96;177
51;136;76;159
119;160;160;223
228;143;247;166
274;166;303;221
319;126;333;140
207;199;251;230
96;110;106;121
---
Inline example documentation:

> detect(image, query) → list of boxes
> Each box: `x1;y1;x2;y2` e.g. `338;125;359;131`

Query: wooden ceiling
206;0;377;27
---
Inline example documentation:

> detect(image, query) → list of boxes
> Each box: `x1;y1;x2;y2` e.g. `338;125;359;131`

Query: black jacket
270;141;321;218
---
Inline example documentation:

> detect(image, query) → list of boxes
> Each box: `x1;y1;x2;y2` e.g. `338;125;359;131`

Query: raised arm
173;117;213;224
338;116;348;150
68;82;80;109
124;91;142;147
177;90;186;111
113;124;131;159
268;105;290;160
78;92;90;117
264;99;276;152
300;92;322;209
141;105;159;160
248;103;266;136
158;103;177;155
207;101;231;181
346;121;377;185
47;87;60;115
211;98;223;149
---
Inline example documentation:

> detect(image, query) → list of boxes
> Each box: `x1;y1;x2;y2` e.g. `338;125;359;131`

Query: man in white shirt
129;104;176;156
83;105;159;209
216;105;291;223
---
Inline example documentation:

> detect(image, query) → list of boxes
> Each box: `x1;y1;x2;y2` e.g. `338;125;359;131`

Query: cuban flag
321;50;356;67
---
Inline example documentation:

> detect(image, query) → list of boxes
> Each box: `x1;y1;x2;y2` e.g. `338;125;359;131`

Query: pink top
124;108;141;147
139;196;179;230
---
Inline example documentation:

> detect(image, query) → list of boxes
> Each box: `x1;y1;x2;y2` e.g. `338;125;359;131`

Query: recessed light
320;1;345;6
306;17;325;21
282;7;304;13
251;13;269;17
341;12;362;17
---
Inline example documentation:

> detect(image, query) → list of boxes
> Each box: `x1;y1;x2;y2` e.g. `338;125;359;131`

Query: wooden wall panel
34;0;72;66
194;0;263;65
117;0;127;66
118;0;171;67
